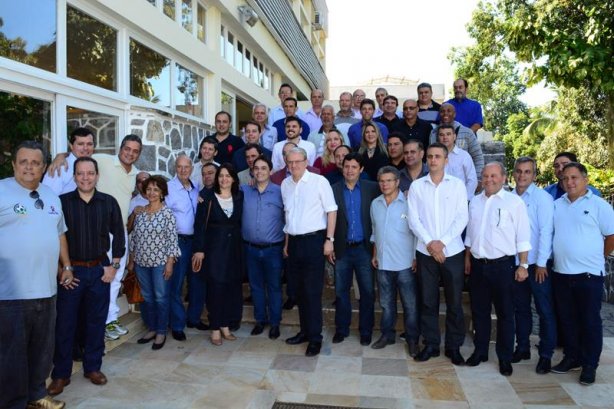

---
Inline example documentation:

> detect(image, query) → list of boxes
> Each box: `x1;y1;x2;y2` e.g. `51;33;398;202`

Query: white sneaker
110;320;128;336
105;324;120;340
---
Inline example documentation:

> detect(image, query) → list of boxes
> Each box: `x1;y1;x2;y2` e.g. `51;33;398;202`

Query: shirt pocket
491;208;512;229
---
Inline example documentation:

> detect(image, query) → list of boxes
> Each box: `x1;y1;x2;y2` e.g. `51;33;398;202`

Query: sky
324;0;555;106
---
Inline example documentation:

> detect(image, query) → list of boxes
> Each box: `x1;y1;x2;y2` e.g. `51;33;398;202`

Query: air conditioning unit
312;11;322;30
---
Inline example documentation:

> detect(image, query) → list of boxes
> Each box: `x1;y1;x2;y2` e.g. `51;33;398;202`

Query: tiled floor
57;320;614;409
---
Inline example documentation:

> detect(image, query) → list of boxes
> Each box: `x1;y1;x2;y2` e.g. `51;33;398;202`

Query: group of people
1;79;613;409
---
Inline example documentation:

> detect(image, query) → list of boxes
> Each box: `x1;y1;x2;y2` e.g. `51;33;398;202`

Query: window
66;6;117;91
0;0;56;72
197;4;206;42
235;42;243;72
219;26;225;58
243;49;251;77
129;39;171;107
163;0;175;20
146;0;156;5
225;31;234;66
175;64;202;117
67;106;118;155
181;0;193;33
252;56;259;86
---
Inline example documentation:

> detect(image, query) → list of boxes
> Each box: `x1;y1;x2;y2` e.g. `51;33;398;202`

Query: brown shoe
47;378;70;396
221;332;236;341
84;371;108;385
26;396;66;409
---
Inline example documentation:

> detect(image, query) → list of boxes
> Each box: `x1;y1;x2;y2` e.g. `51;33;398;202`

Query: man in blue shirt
445;78;483;133
370;166;419;357
545;152;601;200
329;153;380;346
550;162;614;385
242;156;285;340
272;97;310;142
233;121;272;173
347;99;389;149
511;157;556;374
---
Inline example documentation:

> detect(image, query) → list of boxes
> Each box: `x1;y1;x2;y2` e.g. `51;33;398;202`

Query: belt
71;256;105;268
473;255;514;264
346;240;364;247
244;240;284;249
290;230;325;238
178;234;194;240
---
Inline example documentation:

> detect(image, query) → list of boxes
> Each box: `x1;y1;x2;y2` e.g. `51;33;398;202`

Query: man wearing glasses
393;99;432;153
0;141;71;409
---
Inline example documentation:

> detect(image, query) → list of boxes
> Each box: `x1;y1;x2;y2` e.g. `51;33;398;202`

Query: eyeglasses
30;191;45;210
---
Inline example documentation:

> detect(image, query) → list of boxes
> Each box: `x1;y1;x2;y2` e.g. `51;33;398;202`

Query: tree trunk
608;91;614;170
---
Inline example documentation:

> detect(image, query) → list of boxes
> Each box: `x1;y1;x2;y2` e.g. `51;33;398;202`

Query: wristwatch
326;236;335;242
111;262;121;269
63;265;74;272
519;263;529;269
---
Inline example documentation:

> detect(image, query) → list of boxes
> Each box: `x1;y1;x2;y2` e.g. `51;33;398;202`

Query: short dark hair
437;124;456;135
143;175;169;200
456;78;469;88
215;111;232;124
554;151;578;162
403;139;424;151
245;120;262;133
120;134;142;150
342;152;363;168
417;82;432;91
201;162;218;173
387;131;406;144
360;98;376;110
285;116;301;127
514;156;537;174
333;144;352;156
214;163;240;195
70;127;95;146
198;137;218;159
12;140;47;164
279;83;293;93
283;97;298;107
253;155;273;171
427;142;449;158
562;161;588;177
73;157;99;175
382;95;398;105
244;143;263;156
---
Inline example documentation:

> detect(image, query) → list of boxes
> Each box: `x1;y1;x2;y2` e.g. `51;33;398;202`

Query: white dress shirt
445;146;478;200
42;153;77;195
281;170;337;235
465;188;532;259
408;173;468;257
165;176;199;235
271;139;316;172
128;194;148;215
302;108;322;135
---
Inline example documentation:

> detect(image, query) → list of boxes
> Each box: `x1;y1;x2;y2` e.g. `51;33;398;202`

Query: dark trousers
169;236;193;331
552;272;603;367
52;265;110;379
187;268;207;325
469;256;515;361
0;296;56;409
287;231;325;342
245;243;283;326
512;264;557;358
418;252;465;350
283;259;297;300
207;280;241;330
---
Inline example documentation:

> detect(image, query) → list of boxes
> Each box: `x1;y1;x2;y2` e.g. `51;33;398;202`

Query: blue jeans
0;297;56;409
552;272;603;367
169;236;192;331
512;264;557;358
245;243;283;326
334;246;374;337
135;264;170;334
377;268;418;342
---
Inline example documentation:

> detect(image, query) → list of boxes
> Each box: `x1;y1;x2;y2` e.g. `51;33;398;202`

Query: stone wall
481;140;506;165
129;109;213;179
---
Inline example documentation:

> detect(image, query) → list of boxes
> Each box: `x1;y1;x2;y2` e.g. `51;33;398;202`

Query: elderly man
48;157;125;395
347;99;390;149
282;147;338;357
1;141;70;409
430;103;484;180
268;83;304;126
394;99;432;152
251;103;278;151
511;156;556;374
417;82;441;124
351;89;366;119
545;152;601;200
399;139;428;193
191;137;220;189
212;111;245;164
303;89;325;133
272;116;316;171
464;162;531;376
370;166;419;356
308;105;350;156
550;162;614;385
437;124;478;200
271;142;321;185
242;156;285;340
445;78;483;133
375;95;402;132
128;172;151;215
334;91;360;137
408;143;468;365
233;121;272;173
165;155;200;340
273;97;311;142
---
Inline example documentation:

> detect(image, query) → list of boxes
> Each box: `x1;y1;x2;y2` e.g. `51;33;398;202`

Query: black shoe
466;352;488;367
251;323;265;336
511;349;531;363
407;341;419;358
332;333;345;344
187;322;210;331
445;349;465;366
371;336;395;349
414;346;441;362
172;330;186;341
499;360;513;376
229;322;241;332
579;366;596;385
360;335;372;346
305;341;322;357
536;357;551;374
285;333;308;345
283;298;296;310
268;326;280;340
152;336;166;350
551;356;581;374
137;333;156;344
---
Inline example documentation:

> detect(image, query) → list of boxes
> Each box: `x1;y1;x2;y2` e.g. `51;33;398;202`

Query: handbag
122;269;144;304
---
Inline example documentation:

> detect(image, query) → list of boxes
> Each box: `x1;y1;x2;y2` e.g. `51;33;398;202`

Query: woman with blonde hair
358;122;389;180
313;129;344;175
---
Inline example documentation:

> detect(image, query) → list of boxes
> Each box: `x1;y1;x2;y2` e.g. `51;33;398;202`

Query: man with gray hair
308;105;350;156
303;89;325;134
334;91;360;138
251;104;278;151
351;89;366;119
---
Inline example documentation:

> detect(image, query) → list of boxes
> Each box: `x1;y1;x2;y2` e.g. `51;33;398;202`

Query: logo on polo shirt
48;205;59;215
13;203;27;215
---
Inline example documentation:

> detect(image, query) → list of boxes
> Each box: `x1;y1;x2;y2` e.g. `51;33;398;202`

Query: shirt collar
113;155;139;176
513;182;536;197
562;188;593;203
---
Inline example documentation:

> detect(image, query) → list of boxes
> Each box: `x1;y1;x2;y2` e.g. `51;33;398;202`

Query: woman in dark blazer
357;121;389;181
192;163;244;345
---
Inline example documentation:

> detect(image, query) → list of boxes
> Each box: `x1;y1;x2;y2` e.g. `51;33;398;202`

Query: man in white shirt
408;143;468;365
128;172;151;216
272;117;316;171
351;89;366;119
437;124;478;199
191;137;220;189
464;162;531;376
282;147;337;357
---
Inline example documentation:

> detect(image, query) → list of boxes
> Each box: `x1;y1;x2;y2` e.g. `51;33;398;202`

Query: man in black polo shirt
48;157;125;396
375;95;402;133
394;99;432;151
212;111;245;164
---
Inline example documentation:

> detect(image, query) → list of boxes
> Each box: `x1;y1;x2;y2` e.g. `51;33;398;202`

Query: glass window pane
264;68;270;90
147;0;156;5
181;0;192;33
259;62;264;88
225;32;234;65
0;91;51;178
219;26;225;58
129;39;171;107
66;6;117;91
243;49;250;77
197;4;206;42
175;64;202;117
67;106;118;155
0;0;56;72
252;56;259;85
235;42;243;72
163;0;175;20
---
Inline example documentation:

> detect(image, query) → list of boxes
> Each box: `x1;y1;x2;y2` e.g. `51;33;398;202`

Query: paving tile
270;353;319;372
411;377;466;401
362;357;410;377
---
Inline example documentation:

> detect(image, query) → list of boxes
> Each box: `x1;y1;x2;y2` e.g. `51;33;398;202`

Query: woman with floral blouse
128;175;181;350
